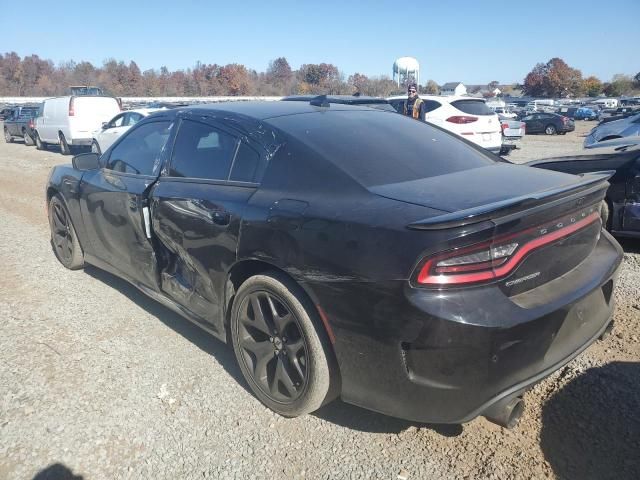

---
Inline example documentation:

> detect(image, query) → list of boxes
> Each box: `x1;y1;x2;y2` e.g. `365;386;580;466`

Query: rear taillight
446;115;478;124
521;122;526;132
28;119;34;129
561;116;568;123
501;123;508;131
415;209;600;287
69;98;75;116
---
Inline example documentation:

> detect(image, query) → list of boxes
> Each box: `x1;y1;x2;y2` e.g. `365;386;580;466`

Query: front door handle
210;210;230;226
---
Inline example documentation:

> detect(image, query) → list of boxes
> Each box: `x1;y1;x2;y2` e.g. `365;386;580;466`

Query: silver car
584;113;640;147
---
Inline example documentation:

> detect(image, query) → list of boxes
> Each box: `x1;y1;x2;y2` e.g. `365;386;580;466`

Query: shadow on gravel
32;463;84;479
540;362;640;480
83;266;250;393
313;399;463;437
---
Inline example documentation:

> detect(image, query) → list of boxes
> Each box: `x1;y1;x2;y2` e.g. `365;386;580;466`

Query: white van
594;98;619;109
34;96;121;154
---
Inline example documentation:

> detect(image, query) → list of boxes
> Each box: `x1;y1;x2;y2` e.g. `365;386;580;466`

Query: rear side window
169;119;238;180
267;110;495;187
106;121;171;175
451;100;494;116
230;141;261;182
422;100;442;113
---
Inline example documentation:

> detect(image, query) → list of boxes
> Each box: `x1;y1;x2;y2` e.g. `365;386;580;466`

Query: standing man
403;83;427;120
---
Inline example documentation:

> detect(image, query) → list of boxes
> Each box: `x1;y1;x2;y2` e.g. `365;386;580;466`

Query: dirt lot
1;121;638;480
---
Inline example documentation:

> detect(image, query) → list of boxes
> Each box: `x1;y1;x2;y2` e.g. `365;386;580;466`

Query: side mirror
102;122;109;129
72;152;100;171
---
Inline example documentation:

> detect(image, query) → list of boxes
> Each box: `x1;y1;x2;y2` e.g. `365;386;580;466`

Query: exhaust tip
483;396;525;429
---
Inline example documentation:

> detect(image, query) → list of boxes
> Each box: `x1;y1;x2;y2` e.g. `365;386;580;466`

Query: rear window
451;100;494;116
266;110;496;187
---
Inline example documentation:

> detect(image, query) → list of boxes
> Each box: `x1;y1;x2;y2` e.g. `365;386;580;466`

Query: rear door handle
210;210;230;226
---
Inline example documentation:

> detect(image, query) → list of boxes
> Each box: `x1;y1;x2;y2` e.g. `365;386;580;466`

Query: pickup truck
3;105;40;145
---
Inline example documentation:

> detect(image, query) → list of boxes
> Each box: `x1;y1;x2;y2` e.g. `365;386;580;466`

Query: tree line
0;52;417;97
522;57;640;98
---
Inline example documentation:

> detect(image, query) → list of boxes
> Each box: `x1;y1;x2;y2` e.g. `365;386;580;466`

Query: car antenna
310;94;330;108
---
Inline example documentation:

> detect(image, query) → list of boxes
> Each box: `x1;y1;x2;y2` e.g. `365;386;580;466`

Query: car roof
387;95;484;103
282;95;390;105
170;100;376;120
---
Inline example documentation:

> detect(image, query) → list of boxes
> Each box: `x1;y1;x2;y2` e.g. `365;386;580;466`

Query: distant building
440;82;467;96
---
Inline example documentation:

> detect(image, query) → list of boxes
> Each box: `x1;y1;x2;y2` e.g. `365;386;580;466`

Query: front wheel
35;132;46;150
59;133;71;155
231;272;338;417
545;124;557;135
48;195;84;270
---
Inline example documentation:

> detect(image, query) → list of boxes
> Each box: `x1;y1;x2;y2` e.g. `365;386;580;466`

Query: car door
79;119;174;289
525;114;542;133
96;113;127;152
150;115;264;332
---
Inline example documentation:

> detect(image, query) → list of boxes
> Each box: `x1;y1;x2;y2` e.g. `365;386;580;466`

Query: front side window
106;121;171;175
169;119;238;180
124;112;144;126
109;114;125;128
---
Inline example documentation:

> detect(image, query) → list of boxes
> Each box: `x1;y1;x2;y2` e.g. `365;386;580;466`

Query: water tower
393;57;420;88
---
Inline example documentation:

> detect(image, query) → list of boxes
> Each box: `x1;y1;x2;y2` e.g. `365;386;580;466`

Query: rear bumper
316;230;623;424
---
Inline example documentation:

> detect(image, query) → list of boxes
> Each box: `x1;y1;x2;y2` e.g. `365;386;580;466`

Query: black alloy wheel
4;128;12;143
231;272;337;417
48;195;84;269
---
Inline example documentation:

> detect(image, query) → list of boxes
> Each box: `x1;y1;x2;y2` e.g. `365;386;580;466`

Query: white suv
388;95;503;153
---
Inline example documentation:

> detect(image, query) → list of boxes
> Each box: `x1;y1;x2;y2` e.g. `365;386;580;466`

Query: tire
59;132;71;155
35;132;46;151
48;194;84;270
600;200;612;231
544;124;557;135
4;128;13;143
23;131;34;146
231;271;338;417
91;140;102;155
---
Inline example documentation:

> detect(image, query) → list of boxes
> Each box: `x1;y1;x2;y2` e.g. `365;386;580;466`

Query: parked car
388;95;502;153
528;144;640;237
3;105;41;145
584;113;640;147
46;101;622;429
282;95;396;112
598;107;640;125
492;107;517;119
556;106;578;119
34;95;121;155
91;108;164;155
499;116;526;155
574;107;598;121
521;112;575;135
584;135;640;151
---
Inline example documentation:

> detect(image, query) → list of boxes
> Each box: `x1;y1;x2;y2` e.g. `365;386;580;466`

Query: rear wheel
59;133;71;155
545;124;557;135
231;272;337;417
48;195;84;270
4;128;12;143
23;131;34;146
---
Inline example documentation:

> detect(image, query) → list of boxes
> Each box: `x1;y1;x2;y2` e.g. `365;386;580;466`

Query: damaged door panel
151;181;256;332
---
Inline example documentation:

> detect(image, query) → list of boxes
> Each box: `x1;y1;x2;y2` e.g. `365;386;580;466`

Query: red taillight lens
562;116;568;123
28;119;34;128
501;123;508;131
521;122;526;132
415;209;601;287
446;115;478;124
69;98;75;116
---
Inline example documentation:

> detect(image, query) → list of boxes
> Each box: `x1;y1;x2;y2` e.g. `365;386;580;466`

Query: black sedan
522;112;575;135
528;144;640;238
46;101;622;428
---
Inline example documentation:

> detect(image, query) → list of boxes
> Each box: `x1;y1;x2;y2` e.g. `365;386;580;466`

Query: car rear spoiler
407;171;615;231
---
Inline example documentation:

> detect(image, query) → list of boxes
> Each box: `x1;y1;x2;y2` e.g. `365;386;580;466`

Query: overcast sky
3;0;638;84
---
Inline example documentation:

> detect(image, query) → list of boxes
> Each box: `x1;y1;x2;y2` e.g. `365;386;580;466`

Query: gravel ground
0;121;638;480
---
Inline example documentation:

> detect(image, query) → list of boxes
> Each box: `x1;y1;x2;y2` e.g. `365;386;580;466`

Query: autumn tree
423;79;439;94
523;58;583;97
348;73;369;94
266;57;293;88
583;76;603;97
